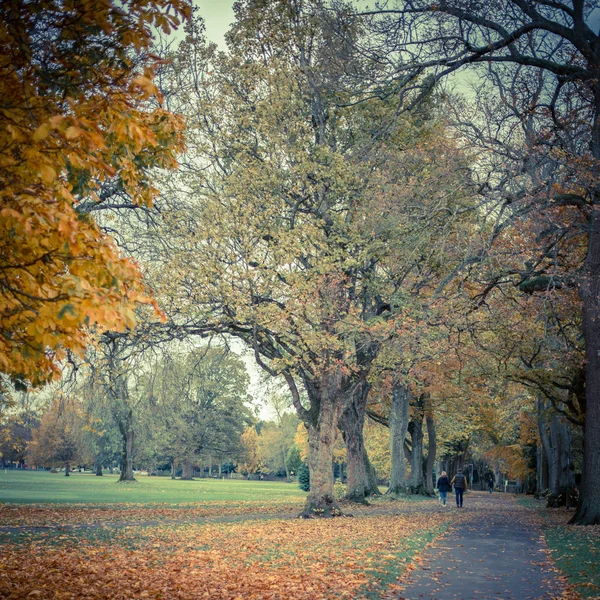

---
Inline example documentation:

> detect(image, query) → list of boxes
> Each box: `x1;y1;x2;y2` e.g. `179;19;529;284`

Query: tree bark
181;462;194;480
303;402;341;516
539;397;576;507
538;410;558;496
408;416;425;493
363;447;381;496
573;201;600;523
64;461;70;476
425;414;437;494
387;382;410;495
294;370;347;518
119;426;135;482
536;443;547;494
339;383;369;504
95;462;103;476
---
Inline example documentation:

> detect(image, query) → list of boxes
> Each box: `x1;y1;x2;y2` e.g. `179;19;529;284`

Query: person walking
488;477;494;493
436;471;450;506
451;468;468;507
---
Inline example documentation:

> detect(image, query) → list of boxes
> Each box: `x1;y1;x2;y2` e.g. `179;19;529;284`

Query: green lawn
545;526;600;598
518;496;600;599
0;470;307;505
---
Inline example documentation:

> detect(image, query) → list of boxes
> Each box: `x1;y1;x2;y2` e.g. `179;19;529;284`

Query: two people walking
436;468;468;507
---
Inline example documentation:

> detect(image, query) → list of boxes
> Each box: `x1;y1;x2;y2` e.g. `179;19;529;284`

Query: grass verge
518;496;600;599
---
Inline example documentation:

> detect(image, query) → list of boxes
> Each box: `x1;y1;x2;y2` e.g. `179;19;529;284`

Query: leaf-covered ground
0;500;455;599
1;491;598;599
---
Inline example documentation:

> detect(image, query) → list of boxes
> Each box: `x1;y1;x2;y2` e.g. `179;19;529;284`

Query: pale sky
195;0;236;47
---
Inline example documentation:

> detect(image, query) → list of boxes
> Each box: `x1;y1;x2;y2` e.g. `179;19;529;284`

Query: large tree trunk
64;461;70;476
425;414;437;494
295;370;348;518
408;416;425;493
387;382;410;496
95;462;103;476
181;462;194;480
536;397;548;494
363;447;381;496
539;398;576;507
573;195;600;523
536;443;547;494
538;410;558;496
119;426;135;482
339;383;369;504
303;400;341;517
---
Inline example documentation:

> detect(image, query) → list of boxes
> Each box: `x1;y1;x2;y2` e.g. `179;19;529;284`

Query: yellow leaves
6;124;26;141
0;0;190;386
0;500;448;600
132;75;157;97
64;126;80;140
39;164;56;183
32;123;51;141
49;115;64;128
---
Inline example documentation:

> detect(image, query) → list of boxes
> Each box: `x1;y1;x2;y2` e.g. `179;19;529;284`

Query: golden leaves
0;502;448;600
0;0;190;386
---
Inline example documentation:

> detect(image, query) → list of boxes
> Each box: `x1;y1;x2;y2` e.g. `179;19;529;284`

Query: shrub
298;462;310;491
334;480;347;500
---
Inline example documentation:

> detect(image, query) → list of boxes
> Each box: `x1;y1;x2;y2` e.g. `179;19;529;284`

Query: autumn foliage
0;500;449;600
0;0;190;387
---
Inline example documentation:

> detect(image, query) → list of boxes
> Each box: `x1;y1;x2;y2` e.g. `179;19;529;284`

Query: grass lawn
0;469;307;505
545;525;600;598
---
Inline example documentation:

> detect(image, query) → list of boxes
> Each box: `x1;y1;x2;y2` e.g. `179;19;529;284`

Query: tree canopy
0;0;190;388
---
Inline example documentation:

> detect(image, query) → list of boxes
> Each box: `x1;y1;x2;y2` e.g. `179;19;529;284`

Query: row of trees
1;344;257;477
0;0;597;523
4;370;579;508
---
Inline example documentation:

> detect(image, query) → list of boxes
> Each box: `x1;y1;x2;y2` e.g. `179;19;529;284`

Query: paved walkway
392;492;571;600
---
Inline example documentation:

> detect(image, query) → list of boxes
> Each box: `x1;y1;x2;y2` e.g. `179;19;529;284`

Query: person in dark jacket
436;471;450;506
488;477;494;493
451;468;468;507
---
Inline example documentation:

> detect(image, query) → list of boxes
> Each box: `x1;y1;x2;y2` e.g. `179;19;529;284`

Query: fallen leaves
0;501;453;599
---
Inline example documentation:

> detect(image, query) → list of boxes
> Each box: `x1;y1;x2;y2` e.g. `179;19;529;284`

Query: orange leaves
0;504;447;600
0;0;190;387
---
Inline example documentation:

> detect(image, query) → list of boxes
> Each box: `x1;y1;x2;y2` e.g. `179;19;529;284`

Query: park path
388;492;575;600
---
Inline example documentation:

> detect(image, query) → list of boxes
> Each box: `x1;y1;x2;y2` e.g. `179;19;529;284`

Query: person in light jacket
451;468;468;507
436;471;450;506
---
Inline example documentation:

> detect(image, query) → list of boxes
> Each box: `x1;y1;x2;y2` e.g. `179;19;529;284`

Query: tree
0;0;190;389
154;0;475;515
240;427;262;476
258;413;301;479
298;461;310;492
30;394;84;474
79;380;124;476
143;345;254;479
286;445;304;476
361;0;600;524
0;387;42;468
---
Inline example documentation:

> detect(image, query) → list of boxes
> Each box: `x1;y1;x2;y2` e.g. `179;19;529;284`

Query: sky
195;0;236;47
